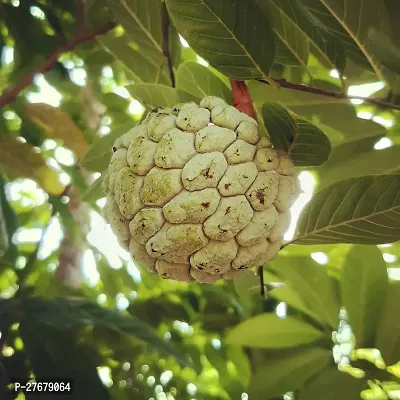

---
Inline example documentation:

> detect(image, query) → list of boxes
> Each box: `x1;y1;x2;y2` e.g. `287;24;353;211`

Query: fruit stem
230;79;257;119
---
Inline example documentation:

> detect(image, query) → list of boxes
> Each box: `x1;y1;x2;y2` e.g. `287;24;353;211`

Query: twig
161;2;176;88
0;21;117;109
230;79;257;118
258;266;265;297
258;78;400;111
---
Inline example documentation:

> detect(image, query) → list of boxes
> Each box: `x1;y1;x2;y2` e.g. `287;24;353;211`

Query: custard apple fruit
102;96;301;283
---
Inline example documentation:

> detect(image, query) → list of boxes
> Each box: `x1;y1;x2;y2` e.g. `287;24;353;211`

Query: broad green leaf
166;0;276;80
20;297;189;366
101;93;130;112
126;84;180;108
262;102;297;152
233;270;261;300
375;283;400;365
26;103;88;158
293;174;400;245
342;245;388;347
257;0;310;70
0;136;64;195
105;0;163;52
226;314;325;349
80;124;134;172
82;175;105;202
98;35;171;85
317;0;400;90
293;118;331;166
269;256;340;329
262;102;331;166
368;29;400;75
265;0;346;72
176;61;232;103
298;366;366;400
316;140;400;189
249;347;332;399
227;345;251;388
270;286;322;324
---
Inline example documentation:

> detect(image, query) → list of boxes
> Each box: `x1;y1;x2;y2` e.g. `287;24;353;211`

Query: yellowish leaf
26;103;88;158
0;136;64;195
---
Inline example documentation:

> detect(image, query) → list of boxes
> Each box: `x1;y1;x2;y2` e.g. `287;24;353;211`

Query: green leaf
269;256;340;329
26;103;89;158
249;347;332;399
341;245;388;347
375;283;400;365
101;93;129;112
20;297;189;366
316;141;400;189
367;29;400;75
126;83;180;108
261;102;331;166
262;102;297;152
227;345;251;388
176;61;233;103
298;366;366;400
82;175;105;202
226;314;325;349
257;0;310;70
265;0;346;72
105;0;163;53
98;35;171;85
0;136;64;195
270;285;322;324
316;0;400;90
293;174;400;245
293;118;331;166
233;270;260;300
80;124;134;172
166;0;276;80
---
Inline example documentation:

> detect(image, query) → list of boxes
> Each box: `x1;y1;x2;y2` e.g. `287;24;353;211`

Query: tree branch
0;21;117;110
161;2;176;88
75;0;86;35
258;78;400;111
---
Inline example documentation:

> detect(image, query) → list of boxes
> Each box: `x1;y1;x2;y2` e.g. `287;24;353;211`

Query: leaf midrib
318;0;384;81
274;0;336;69
295;202;400;242
268;0;309;71
199;0;268;80
120;0;163;53
272;264;336;328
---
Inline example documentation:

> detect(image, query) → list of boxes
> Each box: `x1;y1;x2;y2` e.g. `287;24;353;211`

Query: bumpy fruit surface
102;96;301;283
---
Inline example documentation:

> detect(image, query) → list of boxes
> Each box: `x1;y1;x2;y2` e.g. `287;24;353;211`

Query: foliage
0;0;400;399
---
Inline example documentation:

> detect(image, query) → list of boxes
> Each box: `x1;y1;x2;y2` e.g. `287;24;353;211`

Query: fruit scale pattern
102;96;301;283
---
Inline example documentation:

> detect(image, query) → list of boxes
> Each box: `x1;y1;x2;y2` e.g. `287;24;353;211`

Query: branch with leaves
0;20;116;109
258;79;400;112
